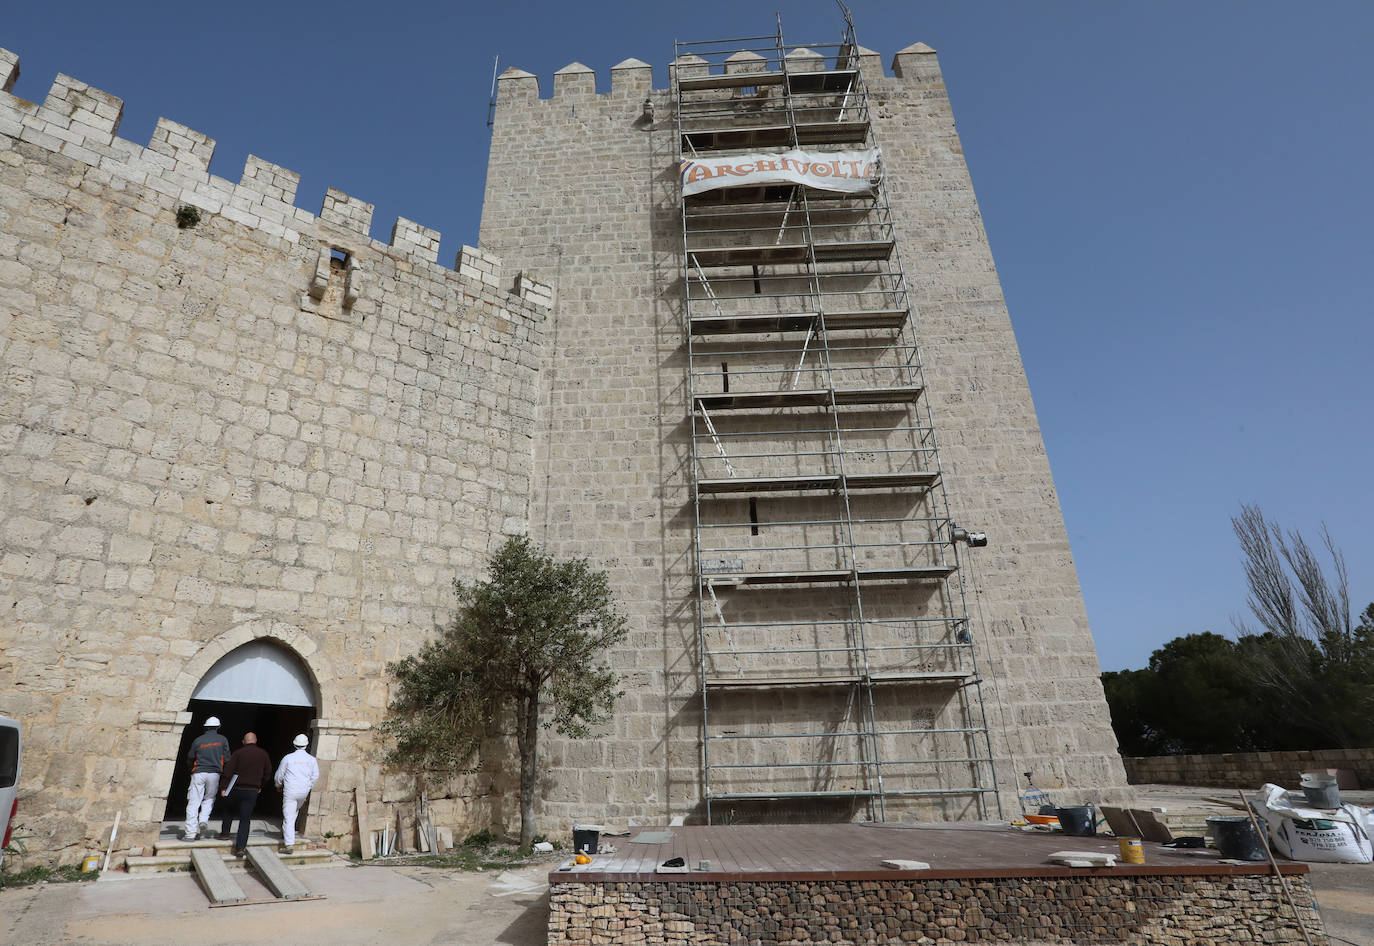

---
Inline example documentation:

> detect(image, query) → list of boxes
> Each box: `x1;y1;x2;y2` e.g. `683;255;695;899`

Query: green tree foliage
1104;506;1374;755
1102;632;1318;755
382;536;628;848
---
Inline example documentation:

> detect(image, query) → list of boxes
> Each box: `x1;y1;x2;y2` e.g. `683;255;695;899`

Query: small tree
1231;504;1374;747
383;536;628;848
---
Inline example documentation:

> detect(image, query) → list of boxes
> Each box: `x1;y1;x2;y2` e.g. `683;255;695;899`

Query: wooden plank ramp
189;848;246;905
245;847;312;900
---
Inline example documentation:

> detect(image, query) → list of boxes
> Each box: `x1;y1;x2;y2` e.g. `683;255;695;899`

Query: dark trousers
220;787;259;852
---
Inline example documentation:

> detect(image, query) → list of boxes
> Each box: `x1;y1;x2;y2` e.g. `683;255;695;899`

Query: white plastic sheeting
192;641;315;707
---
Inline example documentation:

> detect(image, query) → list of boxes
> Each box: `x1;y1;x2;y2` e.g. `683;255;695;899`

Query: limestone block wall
867;44;1128;800
1124;749;1374;790
0;48;549;864
479;36;1129;829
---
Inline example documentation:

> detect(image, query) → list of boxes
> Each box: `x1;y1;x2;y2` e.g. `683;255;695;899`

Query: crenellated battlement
494;42;932;106
0;45;553;311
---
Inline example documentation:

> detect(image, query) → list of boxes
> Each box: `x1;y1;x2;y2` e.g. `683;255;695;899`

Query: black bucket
1056;806;1096;838
1207;816;1267;861
572;825;601;854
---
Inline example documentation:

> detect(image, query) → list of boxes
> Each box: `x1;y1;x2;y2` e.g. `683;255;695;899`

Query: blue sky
4;1;1371;671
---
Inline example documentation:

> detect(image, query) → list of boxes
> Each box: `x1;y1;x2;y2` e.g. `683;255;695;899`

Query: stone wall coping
550;862;1308;885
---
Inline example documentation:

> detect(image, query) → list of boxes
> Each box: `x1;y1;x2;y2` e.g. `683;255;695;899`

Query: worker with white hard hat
274;733;319;853
183;716;229;842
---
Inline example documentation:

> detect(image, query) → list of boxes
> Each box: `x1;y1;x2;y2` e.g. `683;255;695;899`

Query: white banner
680;148;881;197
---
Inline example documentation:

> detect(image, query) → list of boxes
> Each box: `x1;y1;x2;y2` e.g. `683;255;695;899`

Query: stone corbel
137;710;193;732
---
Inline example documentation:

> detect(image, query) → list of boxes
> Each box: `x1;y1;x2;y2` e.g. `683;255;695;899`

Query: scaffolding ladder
675;15;1002;824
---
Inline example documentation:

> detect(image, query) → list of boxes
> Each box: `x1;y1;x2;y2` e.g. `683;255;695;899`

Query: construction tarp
680;148;881;197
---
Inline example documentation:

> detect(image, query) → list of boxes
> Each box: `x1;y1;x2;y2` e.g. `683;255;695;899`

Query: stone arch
165;619;338;720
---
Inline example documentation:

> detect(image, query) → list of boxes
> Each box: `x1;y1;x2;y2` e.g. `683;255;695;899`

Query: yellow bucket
1117;838;1145;864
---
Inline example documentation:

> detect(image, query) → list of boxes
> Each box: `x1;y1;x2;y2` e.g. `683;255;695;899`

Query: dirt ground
0;860;552;946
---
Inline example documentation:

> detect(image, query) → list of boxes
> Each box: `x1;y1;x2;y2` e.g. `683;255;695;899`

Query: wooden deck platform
550;822;1308;883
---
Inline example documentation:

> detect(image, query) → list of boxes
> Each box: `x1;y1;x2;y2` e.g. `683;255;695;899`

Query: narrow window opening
749;498;759;536
721;362;729;393
330;248;349;269
752;264;762;295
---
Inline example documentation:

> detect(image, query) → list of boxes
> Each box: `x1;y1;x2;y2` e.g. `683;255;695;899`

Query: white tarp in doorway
680;148;881;197
192;641;315;706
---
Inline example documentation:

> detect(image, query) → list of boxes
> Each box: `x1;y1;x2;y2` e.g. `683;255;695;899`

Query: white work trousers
281;791;310;847
184;771;220;838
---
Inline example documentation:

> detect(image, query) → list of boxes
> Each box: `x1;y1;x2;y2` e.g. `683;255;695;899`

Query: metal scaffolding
675;15;1002;823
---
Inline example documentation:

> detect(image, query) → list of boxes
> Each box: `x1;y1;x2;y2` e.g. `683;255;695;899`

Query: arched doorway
162;640;318;829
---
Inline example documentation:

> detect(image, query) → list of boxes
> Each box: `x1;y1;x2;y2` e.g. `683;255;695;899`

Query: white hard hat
205;716;221;727
293;734;309;748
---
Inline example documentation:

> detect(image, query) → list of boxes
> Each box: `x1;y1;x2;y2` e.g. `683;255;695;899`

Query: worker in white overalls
274;733;319;854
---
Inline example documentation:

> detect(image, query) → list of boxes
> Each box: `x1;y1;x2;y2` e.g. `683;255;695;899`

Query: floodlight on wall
950;524;988;548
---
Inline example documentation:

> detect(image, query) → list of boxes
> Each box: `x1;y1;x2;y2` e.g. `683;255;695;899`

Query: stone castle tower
481;22;1127;830
0;18;1127;867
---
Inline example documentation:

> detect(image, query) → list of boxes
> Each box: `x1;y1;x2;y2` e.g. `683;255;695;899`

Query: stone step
153;836;277;856
127;847;334;874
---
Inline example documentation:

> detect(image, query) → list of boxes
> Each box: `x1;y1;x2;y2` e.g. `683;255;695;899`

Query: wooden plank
354;784;371;858
210;894;327;908
190;848;246;905
244;847;312;901
548;823;1313;883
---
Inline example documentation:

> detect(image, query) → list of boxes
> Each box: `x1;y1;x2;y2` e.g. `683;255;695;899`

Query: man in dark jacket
183;717;228;841
218;732;272;855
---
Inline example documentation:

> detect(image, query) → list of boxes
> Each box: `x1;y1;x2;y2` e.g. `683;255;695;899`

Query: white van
0;715;20;872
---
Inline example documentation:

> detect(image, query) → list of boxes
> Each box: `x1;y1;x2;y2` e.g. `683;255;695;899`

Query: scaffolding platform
695;385;921;411
689;308;909;335
679;15;1000;824
701;565;956;587
695;471;939;495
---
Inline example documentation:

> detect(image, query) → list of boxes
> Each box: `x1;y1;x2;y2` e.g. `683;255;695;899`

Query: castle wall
0;53;549;864
479;42;1128;827
0;25;1130;866
478;60;699;824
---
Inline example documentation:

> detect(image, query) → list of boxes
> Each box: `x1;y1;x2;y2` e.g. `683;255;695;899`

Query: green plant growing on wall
174;204;201;228
382;537;628;849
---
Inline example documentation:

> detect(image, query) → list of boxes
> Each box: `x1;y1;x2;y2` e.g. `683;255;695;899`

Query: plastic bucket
572;824;602;854
1207;816;1267;861
1055;806;1096;838
1300;772;1341;809
1116;837;1145;864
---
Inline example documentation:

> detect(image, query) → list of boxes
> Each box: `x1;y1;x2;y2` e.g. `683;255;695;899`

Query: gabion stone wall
549;873;1325;945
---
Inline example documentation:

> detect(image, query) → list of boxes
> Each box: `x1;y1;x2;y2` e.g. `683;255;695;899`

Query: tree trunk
517;688;539;849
